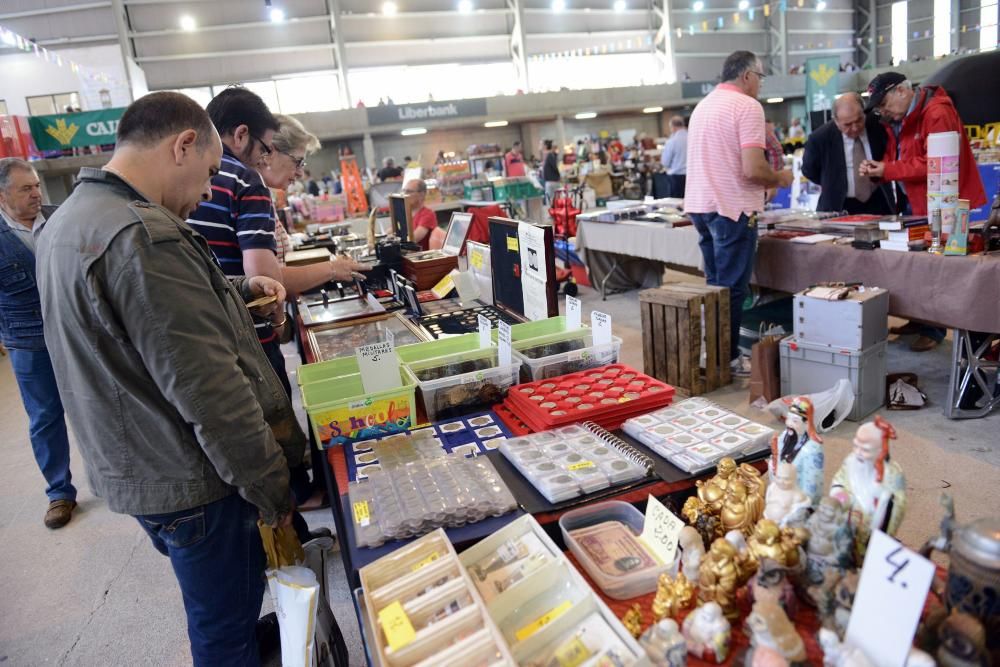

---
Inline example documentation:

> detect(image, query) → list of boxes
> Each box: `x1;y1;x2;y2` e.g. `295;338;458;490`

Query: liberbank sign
366;98;488;127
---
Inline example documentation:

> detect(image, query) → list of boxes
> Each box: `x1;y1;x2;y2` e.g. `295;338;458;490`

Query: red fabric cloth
504;150;526;177
882;86;986;214
467;204;506;246
412;206;437;250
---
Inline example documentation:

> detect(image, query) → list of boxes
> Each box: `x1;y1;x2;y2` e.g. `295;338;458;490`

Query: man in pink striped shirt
686;51;793;377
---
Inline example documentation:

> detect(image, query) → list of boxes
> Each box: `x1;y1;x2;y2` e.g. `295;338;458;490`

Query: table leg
945;328;1000;419
599;256;620;301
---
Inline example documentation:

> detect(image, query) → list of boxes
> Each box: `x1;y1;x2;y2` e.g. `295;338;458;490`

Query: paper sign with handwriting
591;311;612;345
846;530;935;667
639;495;684;566
385;327;395;349
378;600;416;651
566;295;582;329
356;340;401;393
498;321;512;367
479;315;492;349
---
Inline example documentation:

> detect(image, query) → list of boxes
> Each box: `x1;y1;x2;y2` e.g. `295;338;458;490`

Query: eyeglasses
250;134;273;158
277;148;307;169
748;70;767;81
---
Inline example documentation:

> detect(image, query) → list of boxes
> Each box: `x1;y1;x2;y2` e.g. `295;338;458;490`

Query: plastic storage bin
513;329;622;382
793;287;889;350
404;348;521;422
780;336;886;421
560;501;677;599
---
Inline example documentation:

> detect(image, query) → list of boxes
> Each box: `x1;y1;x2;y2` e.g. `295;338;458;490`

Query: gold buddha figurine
652;572;696;621
622;603;644;639
747;519;803;569
685;458;767;540
698;537;758;619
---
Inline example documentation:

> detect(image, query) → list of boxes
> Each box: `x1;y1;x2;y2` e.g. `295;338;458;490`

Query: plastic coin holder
598;458;647;485
694;405;729;421
738;422;772;437
481;437;506;450
664;431;701;450
711;432;752;452
528;460;560;477
569;464;611;494
676;396;712;411
439;421;466;433
533;473;581;503
651;406;684;421
353;439;376;452
504;436;536;451
554;424;590;438
541;442;572;457
584;446;618;462
627;413;661;429
670;414;706;430
505;447;545;466
687;442;726;465
528;431;560;445
567;434;600;448
713;413;751;430
687;422;728;441
467;415;494;427
552;451;587;467
474;425;503;439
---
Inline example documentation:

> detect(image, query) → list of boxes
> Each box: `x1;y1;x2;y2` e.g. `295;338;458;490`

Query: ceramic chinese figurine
830;416;906;563
817;629;875;667
810;570;859;639
769;396;824;506
698;537;758;619
685;457;767;540
748;519;804;570
764;463;812;529
744;599;807;665
682;602;731;663
653;572;696;621
641;618;688;667
679;526;706;581
622;603;644;639
804;497;854;585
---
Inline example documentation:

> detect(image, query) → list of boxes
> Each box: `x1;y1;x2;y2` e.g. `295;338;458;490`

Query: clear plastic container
513;330;623;382
597;458;647;485
559;501;677;599
404;348;521;422
533;473;581;504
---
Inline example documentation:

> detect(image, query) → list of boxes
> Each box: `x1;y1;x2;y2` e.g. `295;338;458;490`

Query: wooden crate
639;283;732;395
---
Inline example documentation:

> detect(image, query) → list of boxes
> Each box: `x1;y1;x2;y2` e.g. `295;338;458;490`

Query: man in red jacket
859;72;986;352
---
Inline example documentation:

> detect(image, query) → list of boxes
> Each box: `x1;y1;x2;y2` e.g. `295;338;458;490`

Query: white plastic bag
267;565;320;667
765;379;855;433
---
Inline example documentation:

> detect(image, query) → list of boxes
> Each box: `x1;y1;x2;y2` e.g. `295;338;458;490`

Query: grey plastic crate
779;336;886;422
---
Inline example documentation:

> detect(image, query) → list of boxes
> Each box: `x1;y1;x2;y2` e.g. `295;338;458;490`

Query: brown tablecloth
754;238;1000;333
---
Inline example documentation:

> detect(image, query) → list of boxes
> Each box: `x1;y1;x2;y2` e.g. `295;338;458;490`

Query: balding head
833;93;866;139
670;116;685;129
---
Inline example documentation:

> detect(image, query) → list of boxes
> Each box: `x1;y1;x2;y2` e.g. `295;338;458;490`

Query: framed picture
306;312;427;362
300;294;386;327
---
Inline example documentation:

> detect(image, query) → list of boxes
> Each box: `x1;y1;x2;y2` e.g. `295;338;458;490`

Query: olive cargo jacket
36;168;304;523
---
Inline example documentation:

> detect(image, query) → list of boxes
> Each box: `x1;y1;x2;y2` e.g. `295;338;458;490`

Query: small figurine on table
682;602;732;664
764;462;812;529
769;396;824;505
744;599;807;666
652;572;696;621
747;519;804;570
804;496;853;585
679;525;706;581
622;603;644;639
685;457;767;540
641;618;688;667
830;416;906;564
699;537;758;619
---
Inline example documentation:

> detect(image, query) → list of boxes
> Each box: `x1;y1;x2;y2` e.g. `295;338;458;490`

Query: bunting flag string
0;24;122;87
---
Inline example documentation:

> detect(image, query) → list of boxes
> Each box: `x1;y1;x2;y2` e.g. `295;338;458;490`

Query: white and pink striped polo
685;83;767;221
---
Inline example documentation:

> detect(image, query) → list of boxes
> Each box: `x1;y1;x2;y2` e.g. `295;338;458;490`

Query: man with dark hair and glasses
858;72;986;352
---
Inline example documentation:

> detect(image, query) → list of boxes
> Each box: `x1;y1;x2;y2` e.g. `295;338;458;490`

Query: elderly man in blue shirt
660;115;688;198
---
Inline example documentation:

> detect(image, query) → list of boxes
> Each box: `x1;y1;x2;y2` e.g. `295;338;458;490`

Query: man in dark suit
802;93;894;214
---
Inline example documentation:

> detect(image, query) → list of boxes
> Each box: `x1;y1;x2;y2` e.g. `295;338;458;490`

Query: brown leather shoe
44;499;77;529
890;321;923;336
910;335;940;352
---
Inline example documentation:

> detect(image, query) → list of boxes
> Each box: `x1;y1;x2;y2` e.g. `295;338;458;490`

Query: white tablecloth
575;219;705;271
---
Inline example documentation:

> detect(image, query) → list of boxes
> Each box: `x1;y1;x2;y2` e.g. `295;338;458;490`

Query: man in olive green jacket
36;92;304;667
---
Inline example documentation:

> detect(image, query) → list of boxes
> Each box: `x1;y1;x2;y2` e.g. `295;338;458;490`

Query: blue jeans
137;493;266;667
8;347;77;502
689;212;757;361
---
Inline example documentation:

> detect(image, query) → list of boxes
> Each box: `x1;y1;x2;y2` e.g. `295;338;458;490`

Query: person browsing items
504;141;526;177
405;178;438;251
0;158;78;529
660;116;688;199
685;51;794;378
801;92;894;215
36;92;305;667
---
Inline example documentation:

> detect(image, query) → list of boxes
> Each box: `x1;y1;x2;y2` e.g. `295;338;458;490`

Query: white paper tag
385;327;395;348
389;269;399;298
522;273;549;322
498;321;512;367
639;495;684;566
591;311;612;345
518;222;548;283
478;315;492;349
846;530;935;667
355;340;401;393
566;295;582;329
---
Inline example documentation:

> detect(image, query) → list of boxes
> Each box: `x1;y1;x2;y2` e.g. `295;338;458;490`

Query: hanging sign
28;108;125;151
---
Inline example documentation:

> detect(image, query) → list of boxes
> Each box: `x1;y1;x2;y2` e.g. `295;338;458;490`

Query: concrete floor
1;279;998;665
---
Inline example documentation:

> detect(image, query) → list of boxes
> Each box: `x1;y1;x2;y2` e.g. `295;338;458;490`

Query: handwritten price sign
356;340;401;393
639;495;685;566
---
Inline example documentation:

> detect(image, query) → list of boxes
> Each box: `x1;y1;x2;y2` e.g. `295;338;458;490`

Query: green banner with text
804;57;839;134
28;108;125;151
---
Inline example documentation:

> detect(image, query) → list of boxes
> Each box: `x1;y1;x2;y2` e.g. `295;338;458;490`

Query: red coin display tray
505;364;675;431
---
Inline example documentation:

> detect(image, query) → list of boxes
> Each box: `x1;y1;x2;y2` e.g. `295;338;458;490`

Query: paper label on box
469;246;484;270
846;530;935;667
498;321;512;367
553;636;593;667
506;236;519;252
515;600;572;641
639;494;684;565
356;340;401;394
567;460;595;471
478;314;492;349
352;501;370;526
410;552;440;572
378;600;416;651
566;295;582;329
591;311;612;345
430;272;456;300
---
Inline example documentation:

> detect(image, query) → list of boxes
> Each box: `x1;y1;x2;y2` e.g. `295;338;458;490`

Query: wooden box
402;250;458;290
639;283;731;395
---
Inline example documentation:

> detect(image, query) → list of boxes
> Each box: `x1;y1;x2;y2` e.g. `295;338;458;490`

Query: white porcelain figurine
764;462;812;528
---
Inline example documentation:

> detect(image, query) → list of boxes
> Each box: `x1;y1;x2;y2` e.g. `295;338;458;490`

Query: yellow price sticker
378;600;416;651
506;236;519;252
352;501;370;526
469;248;484;270
567;460;595;471
410;552;441;573
515;600;572;642
553;636;593;667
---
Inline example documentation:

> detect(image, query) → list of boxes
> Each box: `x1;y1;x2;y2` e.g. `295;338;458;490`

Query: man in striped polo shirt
187;87;290;391
686;51;793;377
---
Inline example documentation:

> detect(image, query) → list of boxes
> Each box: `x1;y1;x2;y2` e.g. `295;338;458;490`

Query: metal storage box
780;336;887;421
793;287;889;350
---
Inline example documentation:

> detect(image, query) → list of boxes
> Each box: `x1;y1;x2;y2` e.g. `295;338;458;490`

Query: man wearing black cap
859;72;986;352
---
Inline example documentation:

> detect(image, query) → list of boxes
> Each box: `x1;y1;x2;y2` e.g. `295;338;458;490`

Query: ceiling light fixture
179;14;197;31
738;0;749;9
816;0;826;9
269;7;285;21
401;127;427;136
383;1;398;15
766;97;784;103
614;0;627;11
692;0;705;11
642;106;664;113
552;0;566;11
458;0;474;12
575;112;597;119
484;120;509;127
